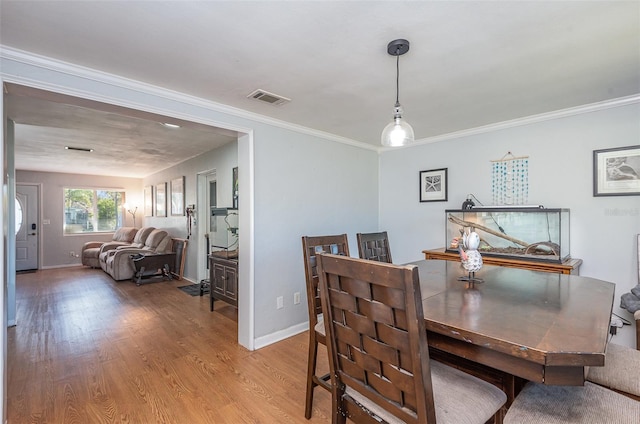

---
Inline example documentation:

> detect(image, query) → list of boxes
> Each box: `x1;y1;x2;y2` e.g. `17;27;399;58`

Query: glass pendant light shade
381;39;414;147
381;103;414;147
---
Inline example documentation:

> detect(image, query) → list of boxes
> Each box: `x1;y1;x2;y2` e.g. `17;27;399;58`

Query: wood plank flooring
8;267;331;423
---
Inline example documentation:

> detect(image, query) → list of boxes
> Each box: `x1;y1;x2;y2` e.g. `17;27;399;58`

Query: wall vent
65;146;94;152
247;89;291;106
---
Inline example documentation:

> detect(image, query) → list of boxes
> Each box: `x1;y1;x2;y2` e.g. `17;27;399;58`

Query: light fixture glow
123;203;138;228
381;39;415;147
161;122;181;129
382;104;415;147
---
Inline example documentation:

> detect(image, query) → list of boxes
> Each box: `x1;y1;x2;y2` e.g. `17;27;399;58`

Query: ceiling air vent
65;146;94;152
247;89;290;106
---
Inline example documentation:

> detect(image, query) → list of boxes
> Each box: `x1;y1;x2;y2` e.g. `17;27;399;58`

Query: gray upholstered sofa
81;227;138;268
98;226;155;271
100;228;173;281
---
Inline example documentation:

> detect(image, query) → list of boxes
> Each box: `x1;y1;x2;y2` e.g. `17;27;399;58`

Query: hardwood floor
8;267;331;423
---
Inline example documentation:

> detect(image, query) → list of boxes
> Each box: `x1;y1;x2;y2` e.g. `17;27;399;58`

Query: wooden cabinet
209;255;238;309
423;248;582;275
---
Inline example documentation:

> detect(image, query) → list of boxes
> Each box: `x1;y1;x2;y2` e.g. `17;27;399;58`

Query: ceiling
4;84;239;178
1;1;639;178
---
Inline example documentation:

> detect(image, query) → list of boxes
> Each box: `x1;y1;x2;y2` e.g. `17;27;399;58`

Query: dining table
409;259;615;405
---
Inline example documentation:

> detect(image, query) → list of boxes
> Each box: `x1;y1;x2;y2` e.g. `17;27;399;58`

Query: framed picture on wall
155;182;167;217
171;176;185;216
419;168;448;202
143;185;153;217
232;167;239;209
593;145;640;196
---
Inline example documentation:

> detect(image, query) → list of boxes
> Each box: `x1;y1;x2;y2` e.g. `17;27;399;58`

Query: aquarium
445;207;570;263
210;207;238;257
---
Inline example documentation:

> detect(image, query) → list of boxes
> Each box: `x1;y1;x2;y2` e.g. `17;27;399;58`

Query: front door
16;184;39;271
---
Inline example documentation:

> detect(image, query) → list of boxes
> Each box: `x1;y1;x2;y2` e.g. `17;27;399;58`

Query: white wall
15;170;143;268
142;140;238;283
379;102;640;347
252;126;378;345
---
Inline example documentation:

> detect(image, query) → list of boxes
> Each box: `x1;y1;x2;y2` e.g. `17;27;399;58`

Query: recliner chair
81;227;138;268
102;229;173;281
99;226;154;271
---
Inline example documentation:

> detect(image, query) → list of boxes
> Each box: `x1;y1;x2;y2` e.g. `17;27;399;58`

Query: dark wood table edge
423;248;583;275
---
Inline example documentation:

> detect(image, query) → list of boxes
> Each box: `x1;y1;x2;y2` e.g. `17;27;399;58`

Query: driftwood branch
447;214;529;247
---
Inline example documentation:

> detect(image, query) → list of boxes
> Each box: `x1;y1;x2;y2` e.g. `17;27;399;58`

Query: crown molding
396;94;640;150
0;46;377;151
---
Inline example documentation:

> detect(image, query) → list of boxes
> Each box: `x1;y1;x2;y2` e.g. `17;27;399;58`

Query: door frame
197;169;216;284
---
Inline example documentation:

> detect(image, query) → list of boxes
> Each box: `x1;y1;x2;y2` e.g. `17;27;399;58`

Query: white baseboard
41;263;83;270
253;321;310;350
177;277;197;285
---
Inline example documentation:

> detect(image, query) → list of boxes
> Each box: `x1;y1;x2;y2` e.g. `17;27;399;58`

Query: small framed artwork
232;166;239;209
420;168;448;202
143;185;153;217
155;182;167;217
593;145;640;196
171;176;185;216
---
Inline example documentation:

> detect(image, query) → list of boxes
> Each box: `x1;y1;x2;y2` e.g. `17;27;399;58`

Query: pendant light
381;39;415;147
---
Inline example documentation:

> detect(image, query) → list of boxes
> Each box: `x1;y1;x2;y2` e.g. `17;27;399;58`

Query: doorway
197;170;217;284
15;184;39;271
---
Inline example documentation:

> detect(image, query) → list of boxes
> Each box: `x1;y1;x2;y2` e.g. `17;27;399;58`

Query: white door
16;184;39;271
197;170;217;283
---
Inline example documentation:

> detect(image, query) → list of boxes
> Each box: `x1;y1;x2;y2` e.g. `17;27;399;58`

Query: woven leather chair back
356;231;393;263
316;253;435;423
302;235;350;326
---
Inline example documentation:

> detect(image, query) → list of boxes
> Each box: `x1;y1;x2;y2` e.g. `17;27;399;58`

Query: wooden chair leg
333;388;346;424
305;333;319;419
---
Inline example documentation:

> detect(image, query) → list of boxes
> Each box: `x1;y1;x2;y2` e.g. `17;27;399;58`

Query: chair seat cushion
84;247;100;259
345;360;506;424
504;381;640;424
586;342;640;396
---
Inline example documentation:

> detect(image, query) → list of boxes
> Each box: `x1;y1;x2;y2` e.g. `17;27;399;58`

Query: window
15;197;23;235
64;188;126;234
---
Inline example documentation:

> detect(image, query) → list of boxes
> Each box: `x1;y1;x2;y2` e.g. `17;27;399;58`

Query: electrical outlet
70;251;75;257
277;296;284;309
294;292;301;305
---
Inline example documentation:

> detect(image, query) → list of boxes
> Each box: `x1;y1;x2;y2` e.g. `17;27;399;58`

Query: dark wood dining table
409;259;615;401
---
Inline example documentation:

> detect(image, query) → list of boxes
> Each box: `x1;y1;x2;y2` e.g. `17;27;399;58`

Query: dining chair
504;381;639;423
585;342;640;400
356;231;393;263
316;253;507;424
301;234;350;419
583;234;640;402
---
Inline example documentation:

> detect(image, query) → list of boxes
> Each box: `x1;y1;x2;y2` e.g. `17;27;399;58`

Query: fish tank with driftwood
445;208;570;263
209;207;238;259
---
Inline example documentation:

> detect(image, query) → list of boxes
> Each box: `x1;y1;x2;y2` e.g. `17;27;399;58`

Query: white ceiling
4;84;238;178
1;1;639;177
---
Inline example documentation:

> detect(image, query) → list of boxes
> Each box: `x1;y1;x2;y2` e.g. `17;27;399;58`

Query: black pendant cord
395;50;400;105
